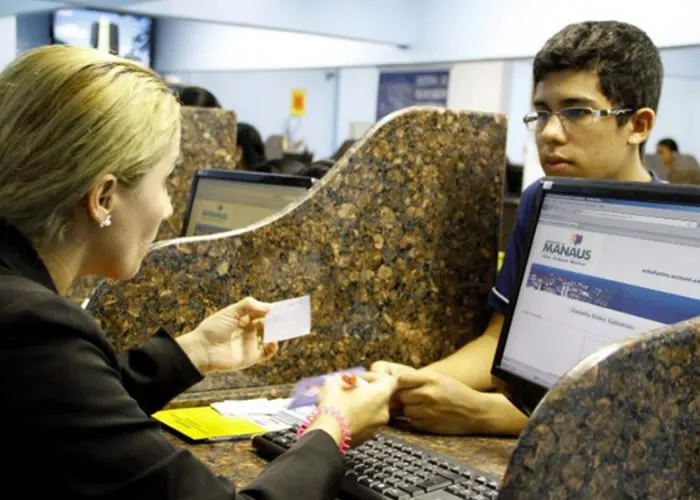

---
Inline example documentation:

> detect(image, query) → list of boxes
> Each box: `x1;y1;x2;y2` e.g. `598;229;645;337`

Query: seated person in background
177;85;222;108
331;139;357;161
372;20;667;436
0;46;397;499
299;160;335;179
656;138;679;169
254;158;307;176
255;159;333;180
656;138;700;185
236;122;267;170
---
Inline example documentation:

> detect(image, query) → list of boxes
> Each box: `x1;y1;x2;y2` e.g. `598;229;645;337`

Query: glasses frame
522;107;633;132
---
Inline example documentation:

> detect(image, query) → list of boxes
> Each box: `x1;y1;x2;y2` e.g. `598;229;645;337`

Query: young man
371;20;666;436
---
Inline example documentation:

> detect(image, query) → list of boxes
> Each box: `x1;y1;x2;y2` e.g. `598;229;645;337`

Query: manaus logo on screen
542;233;592;261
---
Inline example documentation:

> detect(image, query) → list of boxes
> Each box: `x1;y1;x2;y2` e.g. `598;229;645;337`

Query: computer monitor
492;178;700;415
181;169;314;237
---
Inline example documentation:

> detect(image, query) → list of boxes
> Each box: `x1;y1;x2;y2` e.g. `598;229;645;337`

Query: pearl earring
99;214;112;228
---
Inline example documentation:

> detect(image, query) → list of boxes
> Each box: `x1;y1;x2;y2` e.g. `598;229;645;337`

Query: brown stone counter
166;428;514;487
164;385;515;488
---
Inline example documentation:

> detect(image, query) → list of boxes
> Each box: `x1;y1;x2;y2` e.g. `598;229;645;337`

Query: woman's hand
370;361;417;410
309;372;398;447
177;297;278;373
370;360;418;377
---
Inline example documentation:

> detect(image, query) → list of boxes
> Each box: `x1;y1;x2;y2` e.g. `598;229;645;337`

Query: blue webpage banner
376;70;449;120
527;263;700;324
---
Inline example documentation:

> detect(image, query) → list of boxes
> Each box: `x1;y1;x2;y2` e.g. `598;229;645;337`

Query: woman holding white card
0;45;397;500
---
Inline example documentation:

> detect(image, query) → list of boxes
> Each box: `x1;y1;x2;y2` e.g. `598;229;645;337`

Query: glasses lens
560;108;594;125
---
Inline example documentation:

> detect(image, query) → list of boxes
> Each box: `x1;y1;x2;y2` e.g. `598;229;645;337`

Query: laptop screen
182;170;313;237
497;187;700;393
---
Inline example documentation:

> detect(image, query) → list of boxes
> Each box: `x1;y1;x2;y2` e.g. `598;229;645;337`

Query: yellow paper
152;407;267;441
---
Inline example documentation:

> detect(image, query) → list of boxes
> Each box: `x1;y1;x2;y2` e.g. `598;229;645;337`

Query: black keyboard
252;428;501;499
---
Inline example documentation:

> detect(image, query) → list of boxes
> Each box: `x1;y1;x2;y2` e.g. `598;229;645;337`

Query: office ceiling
0;0;416;46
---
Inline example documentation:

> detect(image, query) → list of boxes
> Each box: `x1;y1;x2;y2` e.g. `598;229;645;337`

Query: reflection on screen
184;178;309;237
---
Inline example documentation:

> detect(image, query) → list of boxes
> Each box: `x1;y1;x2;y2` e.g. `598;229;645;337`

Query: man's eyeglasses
523;107;633;132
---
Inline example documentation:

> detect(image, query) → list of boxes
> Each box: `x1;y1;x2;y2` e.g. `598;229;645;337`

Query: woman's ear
627;107;655;147
86;174;118;226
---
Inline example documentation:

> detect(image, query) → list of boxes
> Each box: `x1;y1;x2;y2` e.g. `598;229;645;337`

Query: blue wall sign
376;70;449;120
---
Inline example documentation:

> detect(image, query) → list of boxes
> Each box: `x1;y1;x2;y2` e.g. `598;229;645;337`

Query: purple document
288;367;367;409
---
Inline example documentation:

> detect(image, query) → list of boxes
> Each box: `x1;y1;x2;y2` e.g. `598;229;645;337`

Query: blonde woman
0;46;396;499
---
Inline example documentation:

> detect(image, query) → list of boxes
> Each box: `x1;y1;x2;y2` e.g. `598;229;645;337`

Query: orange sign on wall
291;88;306;116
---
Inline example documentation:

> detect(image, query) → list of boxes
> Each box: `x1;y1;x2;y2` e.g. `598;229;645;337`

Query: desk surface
165;386;516;488
166;429;515;487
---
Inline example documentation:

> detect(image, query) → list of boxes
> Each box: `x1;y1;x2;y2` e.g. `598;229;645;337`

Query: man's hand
177;297;278;373
395;370;492;435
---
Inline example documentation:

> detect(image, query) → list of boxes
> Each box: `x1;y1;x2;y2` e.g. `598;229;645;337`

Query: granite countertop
166;428;515;487
163;385;515;487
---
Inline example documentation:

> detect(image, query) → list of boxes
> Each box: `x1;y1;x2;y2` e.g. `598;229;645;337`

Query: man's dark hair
658;138;679;152
534;21;663;121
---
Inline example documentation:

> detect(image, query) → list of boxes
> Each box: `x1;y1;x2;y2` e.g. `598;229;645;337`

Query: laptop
491;177;700;415
181;169;314;237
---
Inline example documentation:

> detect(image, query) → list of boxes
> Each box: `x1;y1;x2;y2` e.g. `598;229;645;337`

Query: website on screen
501;194;700;387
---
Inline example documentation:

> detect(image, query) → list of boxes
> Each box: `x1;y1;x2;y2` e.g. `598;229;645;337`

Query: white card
264;295;312;342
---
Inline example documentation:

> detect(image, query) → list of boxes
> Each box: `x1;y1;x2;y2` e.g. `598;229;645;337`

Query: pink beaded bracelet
296;405;352;454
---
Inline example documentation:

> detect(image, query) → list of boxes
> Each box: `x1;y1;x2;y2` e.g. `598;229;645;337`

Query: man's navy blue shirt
487;172;666;314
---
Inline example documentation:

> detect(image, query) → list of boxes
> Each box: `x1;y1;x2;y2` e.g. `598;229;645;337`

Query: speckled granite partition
158;106;238;240
499;320;700;499
66;107;237;303
87;107;506;389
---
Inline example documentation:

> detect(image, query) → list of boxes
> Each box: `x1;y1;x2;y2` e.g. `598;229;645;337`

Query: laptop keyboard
252;428;500;499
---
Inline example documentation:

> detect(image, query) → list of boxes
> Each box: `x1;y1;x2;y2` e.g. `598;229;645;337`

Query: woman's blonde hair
0;45;180;247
